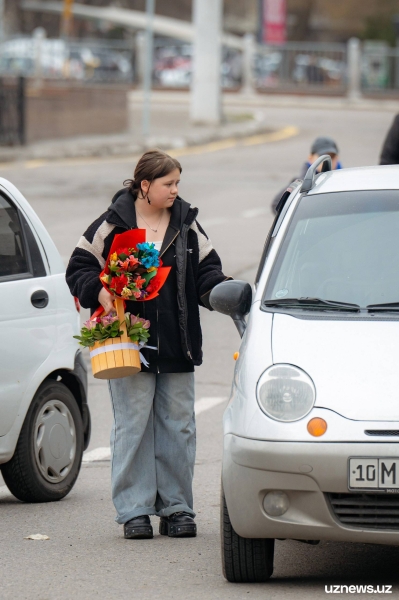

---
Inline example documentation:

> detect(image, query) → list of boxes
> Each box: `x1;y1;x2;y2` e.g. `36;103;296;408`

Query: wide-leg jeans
108;371;196;524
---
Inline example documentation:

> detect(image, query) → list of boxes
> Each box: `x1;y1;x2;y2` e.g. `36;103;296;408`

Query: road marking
195;396;226;415
82;396;227;463
82;447;111;463
0;485;11;499
242;125;299;146
242;207;268;219
25;159;47;169
0;125;299;172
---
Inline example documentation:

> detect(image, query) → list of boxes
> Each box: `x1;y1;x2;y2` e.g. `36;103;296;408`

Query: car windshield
264;190;399;309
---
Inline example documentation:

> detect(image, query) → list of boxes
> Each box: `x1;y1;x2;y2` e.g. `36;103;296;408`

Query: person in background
380;115;399;165
272;136;342;212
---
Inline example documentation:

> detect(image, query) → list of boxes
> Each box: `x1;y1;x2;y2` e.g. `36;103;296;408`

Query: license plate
349;458;399;491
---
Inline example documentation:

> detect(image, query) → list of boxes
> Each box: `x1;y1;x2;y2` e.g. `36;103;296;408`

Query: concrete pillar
347;37;362;101
33;27;46;89
241;33;256;95
190;0;223;125
134;31;146;86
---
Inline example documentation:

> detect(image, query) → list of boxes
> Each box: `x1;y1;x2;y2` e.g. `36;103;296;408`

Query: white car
0;177;90;502
211;159;399;583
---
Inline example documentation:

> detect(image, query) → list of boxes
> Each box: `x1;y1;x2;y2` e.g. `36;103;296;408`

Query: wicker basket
90;298;141;380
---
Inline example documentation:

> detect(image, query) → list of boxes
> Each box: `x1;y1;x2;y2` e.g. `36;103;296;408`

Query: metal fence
0;76;25;145
254;42;347;94
0;37;135;84
362;47;399;95
152;40;242;90
1;35;399;98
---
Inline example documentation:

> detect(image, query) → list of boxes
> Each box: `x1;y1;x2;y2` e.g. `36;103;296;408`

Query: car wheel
1;380;84;502
221;486;274;583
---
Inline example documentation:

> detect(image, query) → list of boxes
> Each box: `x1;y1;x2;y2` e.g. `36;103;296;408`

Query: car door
0;190;56;437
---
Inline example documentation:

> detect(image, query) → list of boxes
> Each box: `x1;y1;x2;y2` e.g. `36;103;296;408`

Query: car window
264;190;399;308
20;211;46;278
0;194;30;278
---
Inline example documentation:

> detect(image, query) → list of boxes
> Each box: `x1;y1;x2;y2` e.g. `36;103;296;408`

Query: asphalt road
1;103;399;599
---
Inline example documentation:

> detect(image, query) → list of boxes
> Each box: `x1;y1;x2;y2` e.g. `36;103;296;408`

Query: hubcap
34;399;77;484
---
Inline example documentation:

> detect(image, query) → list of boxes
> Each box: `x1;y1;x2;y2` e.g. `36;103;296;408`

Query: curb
0;109;273;164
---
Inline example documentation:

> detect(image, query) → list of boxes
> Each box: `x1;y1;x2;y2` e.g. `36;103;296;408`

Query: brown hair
124;149;182;200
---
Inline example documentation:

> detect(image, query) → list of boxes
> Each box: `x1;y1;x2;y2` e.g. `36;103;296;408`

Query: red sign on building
262;0;287;44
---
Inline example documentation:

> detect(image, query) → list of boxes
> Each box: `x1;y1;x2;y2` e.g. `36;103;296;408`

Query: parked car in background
0;37;134;83
211;160;399;583
0;177;90;502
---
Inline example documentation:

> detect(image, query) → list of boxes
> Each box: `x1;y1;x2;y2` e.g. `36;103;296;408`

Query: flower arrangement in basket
74;229;170;380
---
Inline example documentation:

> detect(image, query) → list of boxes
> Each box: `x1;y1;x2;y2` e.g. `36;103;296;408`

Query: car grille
328;493;399;530
365;430;399;436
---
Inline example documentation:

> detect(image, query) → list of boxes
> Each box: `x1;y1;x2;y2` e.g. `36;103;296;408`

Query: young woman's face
141;168;181;209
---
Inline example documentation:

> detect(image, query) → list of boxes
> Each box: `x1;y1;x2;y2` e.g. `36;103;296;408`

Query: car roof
308;164;399;195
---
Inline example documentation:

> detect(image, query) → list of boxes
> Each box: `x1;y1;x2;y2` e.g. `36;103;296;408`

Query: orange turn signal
307;417;327;437
233;352;239;361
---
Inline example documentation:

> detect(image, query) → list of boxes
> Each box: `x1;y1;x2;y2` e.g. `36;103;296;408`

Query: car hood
272;313;399;421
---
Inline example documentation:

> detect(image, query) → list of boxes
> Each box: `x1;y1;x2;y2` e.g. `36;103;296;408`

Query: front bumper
223;434;399;545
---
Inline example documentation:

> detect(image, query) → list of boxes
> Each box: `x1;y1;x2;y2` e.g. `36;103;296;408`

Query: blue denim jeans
108;372;196;524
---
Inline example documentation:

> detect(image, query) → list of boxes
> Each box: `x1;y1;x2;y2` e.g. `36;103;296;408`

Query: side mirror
210;280;252;337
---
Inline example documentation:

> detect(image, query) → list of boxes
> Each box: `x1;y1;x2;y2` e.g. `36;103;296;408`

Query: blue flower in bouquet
137;242;160;269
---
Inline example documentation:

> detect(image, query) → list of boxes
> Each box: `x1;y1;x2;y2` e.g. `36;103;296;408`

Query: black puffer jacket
380;114;399;165
66;189;230;372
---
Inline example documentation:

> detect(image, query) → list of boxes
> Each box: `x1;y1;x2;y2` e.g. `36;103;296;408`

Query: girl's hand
98;287;115;314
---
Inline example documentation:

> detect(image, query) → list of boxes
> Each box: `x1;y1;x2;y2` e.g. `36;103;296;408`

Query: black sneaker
124;515;153;539
159;512;197;537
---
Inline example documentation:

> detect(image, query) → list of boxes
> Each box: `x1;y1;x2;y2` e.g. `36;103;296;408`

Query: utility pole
142;0;155;140
190;0;223;125
61;0;74;38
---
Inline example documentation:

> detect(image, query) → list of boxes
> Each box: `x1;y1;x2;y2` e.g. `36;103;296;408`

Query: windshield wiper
263;297;360;311
366;302;399;312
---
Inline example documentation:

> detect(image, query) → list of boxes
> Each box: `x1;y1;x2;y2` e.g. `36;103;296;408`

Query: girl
66;149;230;539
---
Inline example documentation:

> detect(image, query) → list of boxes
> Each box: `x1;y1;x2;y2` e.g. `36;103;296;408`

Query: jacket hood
271;313;399;421
108;188;193;230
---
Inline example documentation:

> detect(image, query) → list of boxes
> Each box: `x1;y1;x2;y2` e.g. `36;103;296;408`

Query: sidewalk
1;89;397;164
0;92;271;164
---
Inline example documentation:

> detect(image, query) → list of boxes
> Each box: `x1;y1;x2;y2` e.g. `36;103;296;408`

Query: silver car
211;158;399;583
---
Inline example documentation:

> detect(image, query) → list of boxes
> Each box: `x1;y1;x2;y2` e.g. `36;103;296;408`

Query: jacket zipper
155;230;179;373
160;230;180;258
180;223;192;360
156;298;160;373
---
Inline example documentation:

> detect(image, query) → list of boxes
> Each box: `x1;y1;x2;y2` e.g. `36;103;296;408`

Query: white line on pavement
195;396;226;415
0;485;11;500
82;396;227;464
242;207;268;219
82;447;111;463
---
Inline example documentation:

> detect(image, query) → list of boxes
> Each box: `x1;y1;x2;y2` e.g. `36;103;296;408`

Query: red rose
110;274;128;295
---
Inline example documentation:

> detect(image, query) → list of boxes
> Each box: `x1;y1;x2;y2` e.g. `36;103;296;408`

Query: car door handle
31;290;49;309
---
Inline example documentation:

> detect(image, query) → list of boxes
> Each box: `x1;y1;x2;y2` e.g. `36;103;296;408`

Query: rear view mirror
210;280;252;337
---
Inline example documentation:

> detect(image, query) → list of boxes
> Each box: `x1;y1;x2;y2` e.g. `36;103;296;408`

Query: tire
221;486;274;583
1;380;84;502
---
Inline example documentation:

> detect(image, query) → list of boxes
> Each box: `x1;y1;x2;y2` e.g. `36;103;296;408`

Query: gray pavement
1;101;399;598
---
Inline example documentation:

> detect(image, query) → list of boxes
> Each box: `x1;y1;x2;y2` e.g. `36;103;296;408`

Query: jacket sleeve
65;214;116;310
380;115;399;165
191;220;232;310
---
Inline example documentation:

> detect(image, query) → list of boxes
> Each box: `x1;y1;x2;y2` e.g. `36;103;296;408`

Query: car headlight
257;364;316;422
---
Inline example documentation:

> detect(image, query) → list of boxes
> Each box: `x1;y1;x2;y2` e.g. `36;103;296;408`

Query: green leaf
141;270;157;286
